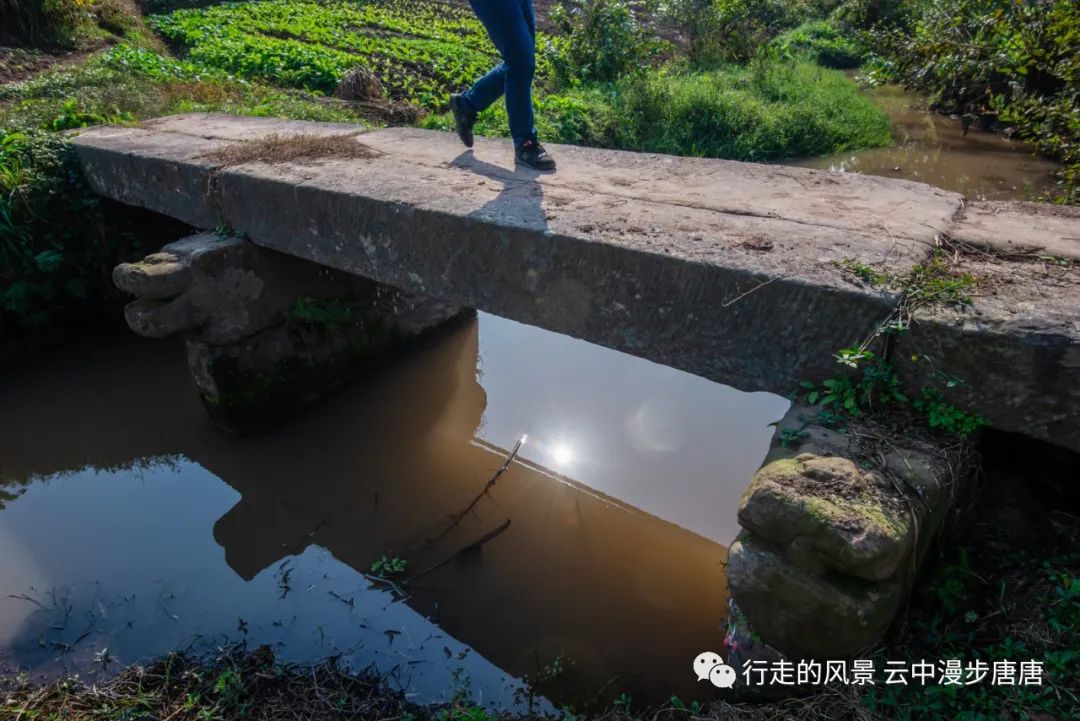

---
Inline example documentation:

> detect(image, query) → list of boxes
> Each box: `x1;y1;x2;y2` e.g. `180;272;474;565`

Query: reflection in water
0;315;787;706
792;83;1062;201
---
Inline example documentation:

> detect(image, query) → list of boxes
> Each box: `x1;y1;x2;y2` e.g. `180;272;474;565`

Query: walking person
449;0;556;171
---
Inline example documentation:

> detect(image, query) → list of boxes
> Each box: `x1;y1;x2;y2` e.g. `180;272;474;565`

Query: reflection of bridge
0;319;727;702
73;114;1080;452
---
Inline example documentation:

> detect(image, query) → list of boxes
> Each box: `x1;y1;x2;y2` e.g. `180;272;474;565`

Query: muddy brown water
0;314;787;709
792;83;1062;201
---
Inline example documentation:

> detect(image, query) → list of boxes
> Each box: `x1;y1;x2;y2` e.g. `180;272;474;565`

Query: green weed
288;297;362;330
905;251;976;307
913;388;988;438
833;257;890;285
370;555;407;577
767;20;865;69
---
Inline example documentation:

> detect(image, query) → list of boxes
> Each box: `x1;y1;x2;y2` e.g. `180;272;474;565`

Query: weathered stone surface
73;113;943;399
952;201;1080;261
115;232;359;345
113;250;192;299
122;295;196;339
897;252;1080;453
728;403;972;660
727;533;904;659
738;455;912;581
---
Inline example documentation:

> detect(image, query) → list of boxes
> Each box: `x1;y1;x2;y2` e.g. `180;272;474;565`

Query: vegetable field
150;0;519;107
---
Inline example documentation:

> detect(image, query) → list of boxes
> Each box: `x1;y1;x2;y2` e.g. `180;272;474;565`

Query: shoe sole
449;96;474;148
515;157;556;171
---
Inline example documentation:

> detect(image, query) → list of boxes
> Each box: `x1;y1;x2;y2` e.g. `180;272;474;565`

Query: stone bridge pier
113;231;468;431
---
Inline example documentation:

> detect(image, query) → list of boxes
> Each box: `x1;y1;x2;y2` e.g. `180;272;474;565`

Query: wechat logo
694;652;737;689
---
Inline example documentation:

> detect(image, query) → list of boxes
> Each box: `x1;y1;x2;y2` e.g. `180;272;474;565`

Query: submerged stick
425;436;525;549
406;519;511;586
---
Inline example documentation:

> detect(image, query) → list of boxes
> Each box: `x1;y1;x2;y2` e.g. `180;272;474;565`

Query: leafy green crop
149;0;530;108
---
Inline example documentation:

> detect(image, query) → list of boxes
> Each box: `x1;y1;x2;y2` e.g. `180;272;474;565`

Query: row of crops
150;0;546;108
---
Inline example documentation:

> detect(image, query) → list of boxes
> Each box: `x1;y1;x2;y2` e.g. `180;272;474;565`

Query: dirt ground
0;46;79;85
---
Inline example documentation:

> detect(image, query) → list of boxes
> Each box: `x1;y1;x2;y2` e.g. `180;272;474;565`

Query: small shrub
1;130;107;332
545;0;667;88
662;0;818;65
768;20;864;69
609;61;891;159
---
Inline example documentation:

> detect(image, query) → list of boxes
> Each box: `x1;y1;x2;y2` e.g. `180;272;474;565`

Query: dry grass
203;132;380;168
1;645;415;721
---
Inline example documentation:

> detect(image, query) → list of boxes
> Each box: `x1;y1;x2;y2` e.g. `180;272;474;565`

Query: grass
767;20;865;69
0;44;372;338
425;60;892;161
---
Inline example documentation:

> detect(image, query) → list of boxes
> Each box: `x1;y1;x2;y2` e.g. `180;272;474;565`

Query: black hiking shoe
516;140;556;171
449;93;477;148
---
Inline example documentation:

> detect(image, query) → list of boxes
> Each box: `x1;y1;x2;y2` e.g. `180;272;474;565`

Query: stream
793;82;1062;200
0;315;786;709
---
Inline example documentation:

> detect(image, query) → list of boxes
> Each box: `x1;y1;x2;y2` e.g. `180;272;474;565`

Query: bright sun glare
550;443;574;467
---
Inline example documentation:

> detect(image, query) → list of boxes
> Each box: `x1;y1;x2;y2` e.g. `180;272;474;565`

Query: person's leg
460;61;505;117
461;0;536;147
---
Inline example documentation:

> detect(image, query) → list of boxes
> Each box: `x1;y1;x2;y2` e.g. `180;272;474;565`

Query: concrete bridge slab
73;114;946;395
73;114;1080;452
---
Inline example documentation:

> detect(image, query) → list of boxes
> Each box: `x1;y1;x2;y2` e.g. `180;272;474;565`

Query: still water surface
0;313;788;708
793;83;1062;201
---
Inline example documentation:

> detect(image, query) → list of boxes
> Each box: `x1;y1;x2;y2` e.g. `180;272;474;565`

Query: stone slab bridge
73;113;1080;664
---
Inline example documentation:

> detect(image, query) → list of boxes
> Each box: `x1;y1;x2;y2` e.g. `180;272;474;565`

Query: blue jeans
461;0;538;149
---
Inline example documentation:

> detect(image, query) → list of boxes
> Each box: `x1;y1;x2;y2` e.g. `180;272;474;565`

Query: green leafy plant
800;349;907;416
545;0;667;87
288;297;360;330
370;555;408;577
768;20;866;69
913;388;988;438
905;251;976;307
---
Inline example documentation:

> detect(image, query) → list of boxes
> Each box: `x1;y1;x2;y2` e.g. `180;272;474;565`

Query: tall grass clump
428;60;890;161
767;20;865;68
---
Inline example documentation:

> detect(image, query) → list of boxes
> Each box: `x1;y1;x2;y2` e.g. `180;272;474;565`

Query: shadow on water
0;315;788;707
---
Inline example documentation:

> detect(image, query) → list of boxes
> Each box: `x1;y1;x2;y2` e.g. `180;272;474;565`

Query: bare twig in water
7;593;48;611
406;519;511;586
366;573;408;599
327;591;355;608
425;437;524;549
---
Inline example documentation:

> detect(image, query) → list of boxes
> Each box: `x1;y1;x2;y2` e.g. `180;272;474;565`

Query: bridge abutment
725;403;974;668
114;232;469;431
